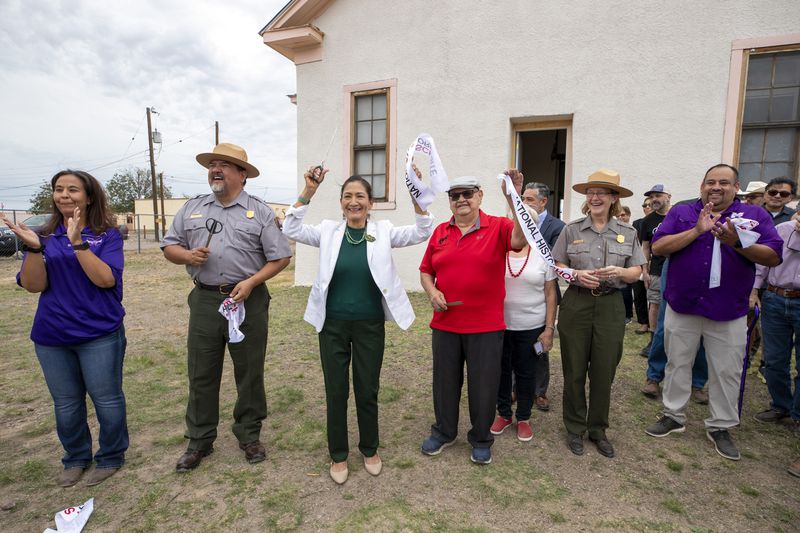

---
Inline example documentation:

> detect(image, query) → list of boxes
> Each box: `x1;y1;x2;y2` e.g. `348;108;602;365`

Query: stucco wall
288;0;800;290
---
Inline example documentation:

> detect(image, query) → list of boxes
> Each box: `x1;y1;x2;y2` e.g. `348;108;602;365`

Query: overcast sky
0;0;297;211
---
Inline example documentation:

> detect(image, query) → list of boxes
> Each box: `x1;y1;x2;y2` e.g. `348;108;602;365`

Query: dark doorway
516;129;567;218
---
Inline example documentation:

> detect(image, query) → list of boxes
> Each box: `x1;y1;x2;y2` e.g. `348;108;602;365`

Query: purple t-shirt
652;199;783;321
18;225;125;346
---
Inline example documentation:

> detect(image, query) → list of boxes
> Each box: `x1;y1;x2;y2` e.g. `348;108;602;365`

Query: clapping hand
1;214;42;248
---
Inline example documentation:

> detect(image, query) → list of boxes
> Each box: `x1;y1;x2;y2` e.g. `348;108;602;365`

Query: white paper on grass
44;497;94;533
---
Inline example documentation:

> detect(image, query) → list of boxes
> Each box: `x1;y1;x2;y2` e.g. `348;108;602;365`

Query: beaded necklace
344;226;367;245
506;248;531;278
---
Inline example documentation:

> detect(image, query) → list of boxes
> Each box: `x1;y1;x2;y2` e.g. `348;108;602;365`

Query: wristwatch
73;241;91;251
22;243;45;253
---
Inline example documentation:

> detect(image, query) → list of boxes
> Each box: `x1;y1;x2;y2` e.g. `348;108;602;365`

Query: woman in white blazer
282;166;432;484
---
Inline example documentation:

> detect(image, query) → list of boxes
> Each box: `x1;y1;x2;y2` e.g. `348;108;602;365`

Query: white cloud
0;0;297;210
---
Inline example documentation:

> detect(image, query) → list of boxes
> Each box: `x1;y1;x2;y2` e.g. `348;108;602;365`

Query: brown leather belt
767;284;800;299
194;281;239;294
569;285;619;297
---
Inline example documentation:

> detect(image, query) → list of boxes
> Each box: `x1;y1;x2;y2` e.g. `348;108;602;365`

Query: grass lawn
0;248;798;532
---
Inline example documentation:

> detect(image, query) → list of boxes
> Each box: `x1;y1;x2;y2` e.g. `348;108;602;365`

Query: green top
326;226;384;321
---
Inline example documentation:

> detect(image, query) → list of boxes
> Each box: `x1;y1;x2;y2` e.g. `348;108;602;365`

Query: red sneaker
517;420;533;442
490;416;513;435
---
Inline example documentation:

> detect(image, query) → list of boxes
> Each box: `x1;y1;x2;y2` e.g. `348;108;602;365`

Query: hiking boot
788;457;800;478
645;415;685;437
754;408;789;424
490;416;513;435
421;435;454;456
589;436;615;458
239;441;266;464
470;447;492;465
707;429;740;461
516;420;533;442
690;387;709;405
641;379;660;399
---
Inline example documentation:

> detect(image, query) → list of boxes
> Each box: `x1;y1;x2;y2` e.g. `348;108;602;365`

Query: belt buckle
591;288;603;297
220;285;230;295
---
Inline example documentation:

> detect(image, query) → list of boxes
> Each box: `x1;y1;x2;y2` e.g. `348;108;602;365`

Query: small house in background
261;0;799;290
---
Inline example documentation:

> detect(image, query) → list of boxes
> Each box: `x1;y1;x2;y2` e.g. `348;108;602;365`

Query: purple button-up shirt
755;220;800;290
18;225;125;346
652;198;783;321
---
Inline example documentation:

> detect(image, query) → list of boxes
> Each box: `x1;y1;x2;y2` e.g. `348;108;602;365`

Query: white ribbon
498;174;577;283
709;214;760;289
404;133;449;211
219;297;246;343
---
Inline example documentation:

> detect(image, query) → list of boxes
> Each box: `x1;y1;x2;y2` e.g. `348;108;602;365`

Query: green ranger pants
318;318;385;462
185;284;269;451
557;286;625;440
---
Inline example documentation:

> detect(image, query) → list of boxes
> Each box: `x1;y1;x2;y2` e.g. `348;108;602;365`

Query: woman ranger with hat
282;165;433;485
551;169;645;458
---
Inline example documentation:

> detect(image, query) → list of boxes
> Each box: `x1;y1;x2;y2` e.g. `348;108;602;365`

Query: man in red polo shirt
420;172;525;465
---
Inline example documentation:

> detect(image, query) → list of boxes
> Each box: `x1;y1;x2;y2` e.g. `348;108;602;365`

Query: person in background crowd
638;185;670;357
631;199;652;334
763;177;796;225
738;181;767;207
2;170;128;487
491;205;558;441
617;206;635;323
162;143;292;472
419;171;525;466
520;181;565;410
645;164;782;461
752;216;800;434
282;165;433;484
552;169;645;458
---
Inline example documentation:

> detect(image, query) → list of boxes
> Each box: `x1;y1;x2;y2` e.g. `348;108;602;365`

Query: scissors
314;125;339;181
204;218;223;247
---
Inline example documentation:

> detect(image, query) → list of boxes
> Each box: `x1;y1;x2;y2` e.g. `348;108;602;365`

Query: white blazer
282;204;434;332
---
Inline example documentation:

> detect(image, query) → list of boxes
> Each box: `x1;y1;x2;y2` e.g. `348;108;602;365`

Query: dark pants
430;328;504;449
622;284;633;319
498;327;545;420
631;280;649;325
318;318;385;462
558;287;625;440
185;284;270;452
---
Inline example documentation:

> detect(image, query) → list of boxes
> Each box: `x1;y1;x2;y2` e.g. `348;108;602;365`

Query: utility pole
146;107;160;240
215;121;219;145
158;171;167;235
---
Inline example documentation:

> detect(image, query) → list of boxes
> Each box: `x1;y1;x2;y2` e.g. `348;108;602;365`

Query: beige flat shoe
329;461;348;485
363;454;382;476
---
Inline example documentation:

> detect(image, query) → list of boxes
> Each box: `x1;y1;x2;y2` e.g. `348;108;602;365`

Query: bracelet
22;243;45;253
297;195;310;205
545;325;555;331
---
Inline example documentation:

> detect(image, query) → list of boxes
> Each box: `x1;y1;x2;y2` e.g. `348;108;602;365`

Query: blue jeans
35;326;129;469
646;260;708;387
761;290;800;420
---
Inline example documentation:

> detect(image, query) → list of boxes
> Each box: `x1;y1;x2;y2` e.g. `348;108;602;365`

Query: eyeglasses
448;189;477;201
767;189;792;198
586;191;613;198
641;204;650;208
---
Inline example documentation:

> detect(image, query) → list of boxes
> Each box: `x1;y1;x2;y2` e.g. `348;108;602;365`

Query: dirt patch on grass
0;250;798;532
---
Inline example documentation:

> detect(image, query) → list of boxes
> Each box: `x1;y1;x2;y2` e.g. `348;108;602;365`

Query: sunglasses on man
767;189;792;198
448;189;477;201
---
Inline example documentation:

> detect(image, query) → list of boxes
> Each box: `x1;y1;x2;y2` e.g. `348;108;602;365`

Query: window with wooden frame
352;89;389;201
738;49;800;187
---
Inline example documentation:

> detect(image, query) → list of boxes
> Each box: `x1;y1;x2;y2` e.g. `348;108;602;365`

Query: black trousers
497;327;546;420
430;328;504;449
631;280;649;325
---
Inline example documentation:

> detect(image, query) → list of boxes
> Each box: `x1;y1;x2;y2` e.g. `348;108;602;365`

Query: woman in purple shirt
2;170;127;488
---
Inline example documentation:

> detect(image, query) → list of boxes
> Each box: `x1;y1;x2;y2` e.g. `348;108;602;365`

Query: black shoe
639;336;653;357
176;448;213;472
754;408;789;424
589;436;615;458
707;429;740;461
567;433;584;455
239;441;266;464
645;415;685;437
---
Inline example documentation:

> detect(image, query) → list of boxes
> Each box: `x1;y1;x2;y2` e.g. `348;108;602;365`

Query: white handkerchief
709;215;760;289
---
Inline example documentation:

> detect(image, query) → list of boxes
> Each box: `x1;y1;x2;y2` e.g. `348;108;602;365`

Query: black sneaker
707;429;740;461
645;415;685;437
754;408;789;424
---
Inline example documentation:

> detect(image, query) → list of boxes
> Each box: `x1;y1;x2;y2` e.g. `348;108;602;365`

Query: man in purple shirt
644;164;782;461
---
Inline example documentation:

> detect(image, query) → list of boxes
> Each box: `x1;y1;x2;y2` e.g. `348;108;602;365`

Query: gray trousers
662;305;746;429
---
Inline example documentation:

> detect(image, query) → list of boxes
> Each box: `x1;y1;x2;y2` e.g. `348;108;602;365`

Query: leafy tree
29;181;53;214
105;167;172;213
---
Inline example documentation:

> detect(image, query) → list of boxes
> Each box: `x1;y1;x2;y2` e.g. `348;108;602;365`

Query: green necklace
345;226;367;245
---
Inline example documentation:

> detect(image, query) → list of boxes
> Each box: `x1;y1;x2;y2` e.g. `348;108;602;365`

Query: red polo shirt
419;210;514;333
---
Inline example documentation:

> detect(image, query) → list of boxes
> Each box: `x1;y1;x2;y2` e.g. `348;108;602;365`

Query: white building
261;0;800;289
